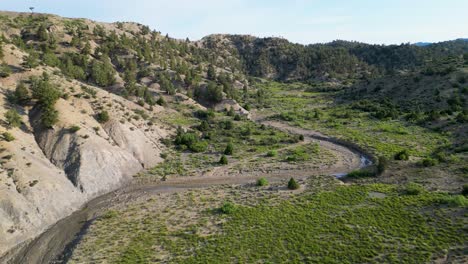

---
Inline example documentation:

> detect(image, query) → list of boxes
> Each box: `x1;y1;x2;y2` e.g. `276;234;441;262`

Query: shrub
69;125;81;133
89;58;116;87
377;156;387;174
102;210;119;219
4;109;22;128
287;178;300;190
266;150;277;157
421;157;438;167
189;141;208;153
41;106;59;128
224;142;234;155
195;109;215;120
96;111;110;123
14;83;30;104
219;201;236;214
347;169;375;178
219;155;228;165
198;120;209;131
439;195;468;207
156;96;166;106
31;78;61;107
394;150;410;161
0;63;12;78
404;183;424;195
2;132;15;142
462;184;468;196
256;177;269;187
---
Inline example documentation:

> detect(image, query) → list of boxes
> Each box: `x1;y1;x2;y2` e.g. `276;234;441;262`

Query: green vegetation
12;83;31;105
403;182;425;195
70;183;467;264
96;110;110;123
256;177;269;187
219;201;237;214
2;132;15;142
4;109;22;128
174;128;208;153
287;177;300;190
224;142;233;155
89;58;116;87
0;63;12;78
69;125;81;133
250;82;452;158
30;76;61;127
219;154;228;165
394;149;410;160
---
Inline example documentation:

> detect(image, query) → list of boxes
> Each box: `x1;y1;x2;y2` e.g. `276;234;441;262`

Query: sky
0;0;467;45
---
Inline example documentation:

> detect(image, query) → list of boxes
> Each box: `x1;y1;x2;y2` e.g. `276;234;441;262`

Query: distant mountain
413;38;468;47
414;42;433;47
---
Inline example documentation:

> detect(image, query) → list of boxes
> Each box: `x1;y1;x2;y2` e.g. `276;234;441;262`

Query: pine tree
14;83;30;105
37;24;48;41
207;64;216;80
287;178;300;190
219;155;228;165
224;142;234;155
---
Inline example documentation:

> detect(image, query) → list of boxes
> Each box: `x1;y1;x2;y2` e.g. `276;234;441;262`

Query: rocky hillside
0;11;203;256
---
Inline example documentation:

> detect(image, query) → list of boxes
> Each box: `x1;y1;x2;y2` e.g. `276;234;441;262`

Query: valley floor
8;119;467;264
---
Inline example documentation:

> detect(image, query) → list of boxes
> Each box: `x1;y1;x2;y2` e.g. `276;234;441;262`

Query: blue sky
0;0;467;44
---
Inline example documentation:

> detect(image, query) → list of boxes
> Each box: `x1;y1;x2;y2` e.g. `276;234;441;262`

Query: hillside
0;11;467;263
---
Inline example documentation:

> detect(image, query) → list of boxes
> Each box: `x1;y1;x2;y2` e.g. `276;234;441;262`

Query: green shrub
102;210;119;219
2;132;15;142
439;195;468;207
256;177;269;187
41;106;59;128
377;156;387;174
219;155;228;165
224;142;234;155
189;141;208;153
266;150;277;157
347;169;375;178
31;78;61;107
14;83;30;104
69;125;81;133
0;63;12;78
96;110;110;123
156;96;166;106
404;183;424;195
394;150;410;161
287;178;300;190
4;109;22;128
462;184;468;196
219;201;236;214
421;157;438;167
89;58;116;87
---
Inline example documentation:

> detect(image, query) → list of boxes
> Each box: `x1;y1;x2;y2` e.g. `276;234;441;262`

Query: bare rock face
34;127;142;196
104;120;163;169
0;126;82;255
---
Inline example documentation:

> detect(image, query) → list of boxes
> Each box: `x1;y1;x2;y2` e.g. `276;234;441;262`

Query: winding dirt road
3;120;372;264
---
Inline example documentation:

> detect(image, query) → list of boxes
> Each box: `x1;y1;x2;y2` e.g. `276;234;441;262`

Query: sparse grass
69;182;467;264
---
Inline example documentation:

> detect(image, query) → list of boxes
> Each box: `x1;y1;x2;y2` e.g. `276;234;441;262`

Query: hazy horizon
0;0;467;45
